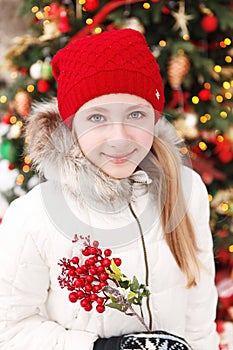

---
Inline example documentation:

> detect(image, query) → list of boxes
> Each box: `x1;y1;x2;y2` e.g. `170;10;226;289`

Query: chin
102;164;137;180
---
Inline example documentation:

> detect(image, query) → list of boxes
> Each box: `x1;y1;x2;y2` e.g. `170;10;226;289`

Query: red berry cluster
58;241;121;313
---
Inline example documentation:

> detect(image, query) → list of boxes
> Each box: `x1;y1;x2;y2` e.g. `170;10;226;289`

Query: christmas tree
0;0;233;343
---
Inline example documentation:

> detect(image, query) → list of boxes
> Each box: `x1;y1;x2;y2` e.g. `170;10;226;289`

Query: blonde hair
151;137;200;288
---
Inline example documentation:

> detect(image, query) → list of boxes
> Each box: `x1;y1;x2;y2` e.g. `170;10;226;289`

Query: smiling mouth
102;150;136;164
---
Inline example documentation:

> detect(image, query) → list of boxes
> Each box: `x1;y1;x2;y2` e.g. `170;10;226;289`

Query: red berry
104;249;112;257
99;281;107;289
92;285;100;293
68;268;75;276
113;258;122;266
198;89;211;101
81;265;88;273
69;292;78;303
84;303;93;312
97;248;102;255
93;240;99;247
71;256;79;264
80;298;89;308
97;266;105;274
99;272;108;281
101;258;111;267
76;267;82;275
89;247;97;255
82;248;90;256
86;275;94;283
76;290;84;299
96;297;104;305
75;278;85;288
96;305;105;313
90;267;97;275
88;257;96;266
84;284;92;293
90;293;98;301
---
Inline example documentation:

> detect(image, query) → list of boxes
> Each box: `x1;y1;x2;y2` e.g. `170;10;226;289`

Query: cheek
77;129;104;155
133;128;154;152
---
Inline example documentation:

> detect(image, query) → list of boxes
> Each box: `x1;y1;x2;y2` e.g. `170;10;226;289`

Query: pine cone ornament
167;53;190;88
14;91;32;118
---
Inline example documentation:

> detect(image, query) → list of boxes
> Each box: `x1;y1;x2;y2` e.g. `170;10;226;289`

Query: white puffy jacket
0;102;219;350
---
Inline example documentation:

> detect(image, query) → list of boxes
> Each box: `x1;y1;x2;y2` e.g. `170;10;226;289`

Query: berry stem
104;286;150;332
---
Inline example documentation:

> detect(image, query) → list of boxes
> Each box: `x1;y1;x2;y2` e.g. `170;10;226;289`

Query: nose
106;122;132;150
107;122;130;140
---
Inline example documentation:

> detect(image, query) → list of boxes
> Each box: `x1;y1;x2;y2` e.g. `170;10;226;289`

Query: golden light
159;40;166;47
79;0;85;4
16;174;25;186
183;34;190;41
223;81;230;89
27;84;35;93
10;116;17;124
0;95;7;103
220;41;226;48
10;71;18;79
220;203;229;212
23;165;30;173
192;96;199;104
180;147;188;155
94;27;102;34
44;6;51;12
229;245;233;253
86;18;93;25
225;92;232;99
216;95;223;103
24;156;31;164
43;20;50;26
205;113;211;120
200;116;207;123
208;194;213;202
143;3;151;9
214;65;222;73
199;141;207;151
220;111;227;119
217;135;224;143
204;82;211;89
16;121;23;128
225;56;232;63
31;6;39;13
224;38;231;45
36;11;44;20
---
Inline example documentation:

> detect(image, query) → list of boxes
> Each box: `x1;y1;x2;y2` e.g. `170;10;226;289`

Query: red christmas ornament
201;15;218;32
84;0;99;12
37;79;50;93
1;114;11;124
58;10;72;33
8;163;15;170
162;5;170;15
198;89;212;101
20;68;28;75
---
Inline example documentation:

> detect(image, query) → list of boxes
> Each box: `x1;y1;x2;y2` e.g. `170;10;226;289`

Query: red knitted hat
52;28;165;124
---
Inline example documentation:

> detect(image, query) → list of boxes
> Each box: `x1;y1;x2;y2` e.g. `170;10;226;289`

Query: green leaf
106;302;124;312
119;279;130;289
110;259;123;277
127;291;137;300
130;276;140;291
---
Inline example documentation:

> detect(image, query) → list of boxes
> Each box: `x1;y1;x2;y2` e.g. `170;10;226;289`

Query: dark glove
94;331;193;350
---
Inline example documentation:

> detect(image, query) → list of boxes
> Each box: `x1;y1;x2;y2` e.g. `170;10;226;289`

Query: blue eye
129;111;144;119
89;114;104;122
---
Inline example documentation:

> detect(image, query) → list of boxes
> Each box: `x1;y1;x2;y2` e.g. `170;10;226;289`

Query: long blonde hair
151;137;200;287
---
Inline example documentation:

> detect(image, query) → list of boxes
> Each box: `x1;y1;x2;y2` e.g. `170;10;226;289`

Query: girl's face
72;94;155;179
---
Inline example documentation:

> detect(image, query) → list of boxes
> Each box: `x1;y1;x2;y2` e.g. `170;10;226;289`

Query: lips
102;150;136;164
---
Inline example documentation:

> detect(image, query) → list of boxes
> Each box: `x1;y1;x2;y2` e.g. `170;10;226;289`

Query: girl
0;28;219;349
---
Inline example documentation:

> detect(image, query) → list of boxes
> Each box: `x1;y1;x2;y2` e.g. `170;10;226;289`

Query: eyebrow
80;104;152;114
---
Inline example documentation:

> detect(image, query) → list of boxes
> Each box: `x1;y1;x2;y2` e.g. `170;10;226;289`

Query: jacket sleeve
0;197;98;350
184;170;219;350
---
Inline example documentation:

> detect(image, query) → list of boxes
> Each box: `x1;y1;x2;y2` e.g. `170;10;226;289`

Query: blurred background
0;1;232;347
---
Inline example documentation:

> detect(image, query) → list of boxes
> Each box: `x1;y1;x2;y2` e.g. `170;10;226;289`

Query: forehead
77;93;153;112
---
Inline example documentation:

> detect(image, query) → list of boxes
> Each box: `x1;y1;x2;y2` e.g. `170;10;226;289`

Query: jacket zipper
128;202;153;331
